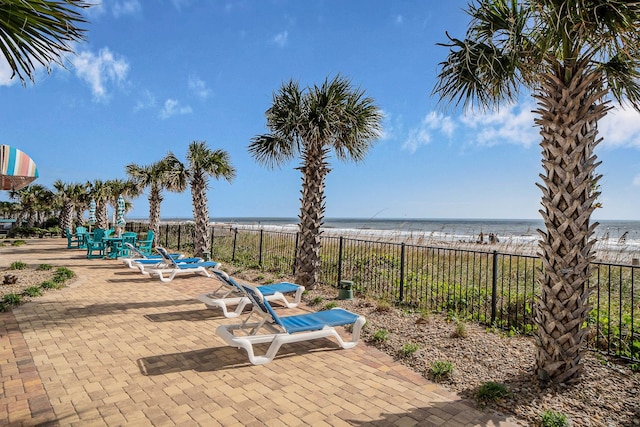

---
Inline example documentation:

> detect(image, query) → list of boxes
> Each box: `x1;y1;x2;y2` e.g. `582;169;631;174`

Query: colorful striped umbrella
116;195;126;228
0;145;39;190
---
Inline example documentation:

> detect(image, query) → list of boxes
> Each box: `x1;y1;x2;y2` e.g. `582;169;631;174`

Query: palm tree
53;180;75;235
9;184;53;227
433;0;640;383
0;0;90;85
71;183;91;228
249;75;383;290
126;154;187;244
170;142;235;259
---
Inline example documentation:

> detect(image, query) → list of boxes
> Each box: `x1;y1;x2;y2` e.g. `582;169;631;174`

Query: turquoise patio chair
65;228;81;249
136;230;155;256
86;228;107;259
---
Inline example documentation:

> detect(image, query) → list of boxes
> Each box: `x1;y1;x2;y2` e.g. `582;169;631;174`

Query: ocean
162;217;640;256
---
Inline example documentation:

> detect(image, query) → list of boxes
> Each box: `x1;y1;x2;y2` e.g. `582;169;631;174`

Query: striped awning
0;145;39;191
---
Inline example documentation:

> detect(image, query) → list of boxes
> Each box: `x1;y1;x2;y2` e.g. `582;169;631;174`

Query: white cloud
134;89;156;112
86;0;141;17
0;57;18;87
598;105;640;149
633;174;640;186
402;112;455;153
273;31;288;48
113;0;142;17
70;48;129;101
188;75;211;99
460;102;538;147
159;99;192;119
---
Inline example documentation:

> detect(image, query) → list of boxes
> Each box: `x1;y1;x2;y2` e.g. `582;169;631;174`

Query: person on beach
477;232;484;244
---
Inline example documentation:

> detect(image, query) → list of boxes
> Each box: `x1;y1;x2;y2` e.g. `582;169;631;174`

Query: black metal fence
126;222;639;363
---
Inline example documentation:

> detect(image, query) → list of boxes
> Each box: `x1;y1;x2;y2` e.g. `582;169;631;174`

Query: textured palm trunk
191;173;209;259
533;64;610;384
96;199;109;230
74;206;84;228
149;186;162;246
60;202;73;236
295;144;330;290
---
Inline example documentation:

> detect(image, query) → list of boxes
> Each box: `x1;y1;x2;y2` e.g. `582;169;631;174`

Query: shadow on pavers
62;299;203;316
144;308;222;322
347;402;523;426
138;339;345;375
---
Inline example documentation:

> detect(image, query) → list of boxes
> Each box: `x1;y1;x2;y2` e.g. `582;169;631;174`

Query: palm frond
602;52;640;112
0;0;91;84
248;134;297;169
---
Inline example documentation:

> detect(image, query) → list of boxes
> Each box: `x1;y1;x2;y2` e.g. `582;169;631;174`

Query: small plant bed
0;263;75;311
296;281;640;427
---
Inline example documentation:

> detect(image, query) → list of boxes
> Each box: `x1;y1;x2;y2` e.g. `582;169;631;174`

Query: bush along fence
126;221;639;363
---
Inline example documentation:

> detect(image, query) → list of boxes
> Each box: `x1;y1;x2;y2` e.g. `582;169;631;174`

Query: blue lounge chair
198;269;304;318
120;243;191;270
216;283;366;365
146;246;220;282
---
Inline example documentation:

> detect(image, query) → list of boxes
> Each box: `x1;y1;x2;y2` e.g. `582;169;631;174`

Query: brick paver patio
0;239;523;426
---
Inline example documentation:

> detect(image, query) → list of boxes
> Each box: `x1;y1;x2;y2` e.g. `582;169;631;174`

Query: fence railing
126;221;639;363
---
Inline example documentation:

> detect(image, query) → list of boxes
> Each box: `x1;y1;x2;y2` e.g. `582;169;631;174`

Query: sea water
193;217;640;254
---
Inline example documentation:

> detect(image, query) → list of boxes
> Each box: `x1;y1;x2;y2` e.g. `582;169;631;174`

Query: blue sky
1;0;640;221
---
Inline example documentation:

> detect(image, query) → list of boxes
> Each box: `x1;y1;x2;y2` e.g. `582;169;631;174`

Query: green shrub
2;293;22;305
40;280;62;290
323;301;338;310
372;329;389;342
540;410;569;427
37;264;52;271
309;296;324;306
451;320;468;338
476;381;508;402
23;286;43;297
9;261;27;270
11;240;26;246
375;300;392;313
400;342;419;356
53;267;75;283
430;361;453;381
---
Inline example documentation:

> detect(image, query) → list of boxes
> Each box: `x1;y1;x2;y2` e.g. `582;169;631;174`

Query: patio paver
0;239;524;426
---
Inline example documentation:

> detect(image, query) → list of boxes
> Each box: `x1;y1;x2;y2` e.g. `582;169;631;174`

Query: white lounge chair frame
198;270;305;318
216;283;366;365
146;246;220;282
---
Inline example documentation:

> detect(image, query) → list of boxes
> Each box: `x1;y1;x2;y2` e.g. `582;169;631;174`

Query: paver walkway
0;239;524;426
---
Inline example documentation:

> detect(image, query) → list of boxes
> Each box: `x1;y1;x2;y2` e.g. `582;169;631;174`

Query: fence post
165;224;169;247
259;229;264;266
399;243;405;302
337;236;344;286
293;232;299;275
177;225;182;251
491;250;498;325
210;226;215;260
232;228;238;262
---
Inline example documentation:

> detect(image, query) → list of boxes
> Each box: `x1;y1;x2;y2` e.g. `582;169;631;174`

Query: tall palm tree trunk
149;187;162;246
61;202;73;235
96;200;109;230
191;174;209;259
295;145;330;289
533;63;610;383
